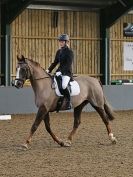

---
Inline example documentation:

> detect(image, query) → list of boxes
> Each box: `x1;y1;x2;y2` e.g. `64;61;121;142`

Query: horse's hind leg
43;113;65;147
66;101;88;146
92;105;117;144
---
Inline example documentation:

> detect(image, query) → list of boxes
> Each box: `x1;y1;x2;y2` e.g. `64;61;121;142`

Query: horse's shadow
97;141;117;147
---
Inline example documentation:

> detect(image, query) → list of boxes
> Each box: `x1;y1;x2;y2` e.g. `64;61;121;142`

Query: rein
32;76;50;80
33;74;78;81
31;72;53;81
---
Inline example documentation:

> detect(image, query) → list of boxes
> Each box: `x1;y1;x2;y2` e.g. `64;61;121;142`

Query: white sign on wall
123;42;133;70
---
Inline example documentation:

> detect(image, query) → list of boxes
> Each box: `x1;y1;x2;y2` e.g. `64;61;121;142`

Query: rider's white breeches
62;75;70;89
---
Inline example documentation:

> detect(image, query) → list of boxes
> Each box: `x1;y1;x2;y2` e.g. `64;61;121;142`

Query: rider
46;34;74;109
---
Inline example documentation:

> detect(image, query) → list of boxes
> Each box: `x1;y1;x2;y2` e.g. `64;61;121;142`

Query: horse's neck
32;66;46;79
29;66;51;93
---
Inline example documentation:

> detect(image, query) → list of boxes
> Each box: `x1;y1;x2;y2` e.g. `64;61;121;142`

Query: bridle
13;57;54;89
16;61;51;82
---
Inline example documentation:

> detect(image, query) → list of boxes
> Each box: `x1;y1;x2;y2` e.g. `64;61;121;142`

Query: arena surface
0;111;133;177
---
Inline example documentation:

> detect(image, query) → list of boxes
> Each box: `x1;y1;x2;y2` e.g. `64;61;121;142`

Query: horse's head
12;55;31;89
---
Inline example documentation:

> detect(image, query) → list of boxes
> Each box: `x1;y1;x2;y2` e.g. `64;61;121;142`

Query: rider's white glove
56;71;62;76
46;69;50;73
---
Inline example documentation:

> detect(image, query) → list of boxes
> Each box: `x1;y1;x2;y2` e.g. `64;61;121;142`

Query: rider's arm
47;50;60;73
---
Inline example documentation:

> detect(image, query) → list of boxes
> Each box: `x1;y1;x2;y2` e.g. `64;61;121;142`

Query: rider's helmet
58;34;69;41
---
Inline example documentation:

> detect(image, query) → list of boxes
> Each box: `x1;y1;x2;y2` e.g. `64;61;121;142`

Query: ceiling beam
32;1;104;8
6;0;33;24
101;0;133;28
33;0;117;5
28;4;99;11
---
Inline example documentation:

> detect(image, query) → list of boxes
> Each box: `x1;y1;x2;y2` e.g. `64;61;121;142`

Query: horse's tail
98;80;115;120
104;96;115;121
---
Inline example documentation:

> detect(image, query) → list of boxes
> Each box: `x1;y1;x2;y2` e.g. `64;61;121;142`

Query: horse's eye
21;68;25;71
21;68;26;74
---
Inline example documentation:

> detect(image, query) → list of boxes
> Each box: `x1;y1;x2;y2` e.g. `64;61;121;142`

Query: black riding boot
63;88;72;109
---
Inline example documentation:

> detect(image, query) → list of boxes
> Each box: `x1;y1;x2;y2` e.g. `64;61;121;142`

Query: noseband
15;78;25;83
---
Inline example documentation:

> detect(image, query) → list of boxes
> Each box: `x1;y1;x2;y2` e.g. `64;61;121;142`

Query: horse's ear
21;55;25;60
17;54;25;62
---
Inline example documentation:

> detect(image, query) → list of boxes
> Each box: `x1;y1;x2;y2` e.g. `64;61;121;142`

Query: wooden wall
11;9;101;80
110;14;133;81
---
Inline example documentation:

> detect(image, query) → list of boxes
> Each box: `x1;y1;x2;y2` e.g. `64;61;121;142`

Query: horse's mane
27;58;41;67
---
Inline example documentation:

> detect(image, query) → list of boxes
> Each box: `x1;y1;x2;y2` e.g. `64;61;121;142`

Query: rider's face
59;41;66;48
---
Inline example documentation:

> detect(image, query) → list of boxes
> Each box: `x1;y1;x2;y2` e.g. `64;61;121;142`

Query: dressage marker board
0;115;11;120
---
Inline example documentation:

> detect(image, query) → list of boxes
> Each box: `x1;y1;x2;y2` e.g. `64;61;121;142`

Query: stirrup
66;101;72;110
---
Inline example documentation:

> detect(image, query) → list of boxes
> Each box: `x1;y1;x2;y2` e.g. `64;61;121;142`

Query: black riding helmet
58;34;69;41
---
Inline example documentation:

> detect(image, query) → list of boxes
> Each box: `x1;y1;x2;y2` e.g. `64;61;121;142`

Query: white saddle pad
54;78;80;97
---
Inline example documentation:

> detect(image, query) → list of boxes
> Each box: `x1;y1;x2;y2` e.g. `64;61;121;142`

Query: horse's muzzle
12;79;24;89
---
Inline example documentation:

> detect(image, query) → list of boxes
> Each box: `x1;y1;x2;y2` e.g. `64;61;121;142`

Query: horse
13;55;117;149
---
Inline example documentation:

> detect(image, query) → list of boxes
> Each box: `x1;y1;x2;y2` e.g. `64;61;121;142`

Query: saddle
52;75;80;112
53;76;80;97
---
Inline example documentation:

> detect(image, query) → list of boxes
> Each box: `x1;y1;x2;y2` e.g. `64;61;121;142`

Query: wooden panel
11;9;101;81
110;14;133;81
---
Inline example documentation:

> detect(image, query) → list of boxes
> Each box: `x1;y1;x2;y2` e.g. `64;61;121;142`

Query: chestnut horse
13;55;117;149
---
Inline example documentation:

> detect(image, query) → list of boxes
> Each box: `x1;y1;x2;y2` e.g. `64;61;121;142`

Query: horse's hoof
109;133;117;144
22;143;29;149
17;144;29;150
59;140;71;147
63;140;72;147
111;137;117;144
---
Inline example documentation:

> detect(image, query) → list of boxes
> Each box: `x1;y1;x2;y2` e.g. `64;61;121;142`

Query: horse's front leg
21;106;46;149
43;113;64;147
